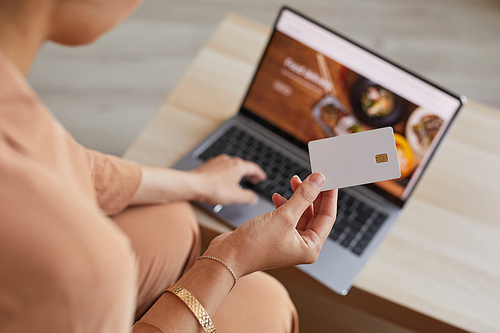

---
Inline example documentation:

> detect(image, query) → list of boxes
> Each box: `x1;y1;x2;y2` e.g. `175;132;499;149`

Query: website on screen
242;10;461;200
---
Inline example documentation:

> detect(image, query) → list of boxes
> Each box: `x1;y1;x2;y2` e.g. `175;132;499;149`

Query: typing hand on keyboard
189;154;267;206
199;126;310;200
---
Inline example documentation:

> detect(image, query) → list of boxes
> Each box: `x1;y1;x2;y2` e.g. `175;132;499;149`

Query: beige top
0;51;141;219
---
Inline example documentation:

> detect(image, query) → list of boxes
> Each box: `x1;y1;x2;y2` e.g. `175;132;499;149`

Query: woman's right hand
204;173;338;278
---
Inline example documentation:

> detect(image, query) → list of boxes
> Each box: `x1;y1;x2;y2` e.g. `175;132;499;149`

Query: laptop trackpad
198;198;275;229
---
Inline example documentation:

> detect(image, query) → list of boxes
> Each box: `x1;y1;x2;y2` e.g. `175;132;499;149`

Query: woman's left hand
204;173;338;278
189;154;267;206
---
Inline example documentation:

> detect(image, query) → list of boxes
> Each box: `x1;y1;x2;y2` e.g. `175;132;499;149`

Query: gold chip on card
375;153;388;163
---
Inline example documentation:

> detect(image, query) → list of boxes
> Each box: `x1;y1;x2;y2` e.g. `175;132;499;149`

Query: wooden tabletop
124;14;500;332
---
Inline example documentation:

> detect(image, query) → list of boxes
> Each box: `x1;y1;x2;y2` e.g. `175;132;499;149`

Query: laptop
173;6;466;295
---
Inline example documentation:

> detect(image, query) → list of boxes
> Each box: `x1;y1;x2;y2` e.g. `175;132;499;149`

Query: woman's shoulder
0;137;105;230
0;50;64;151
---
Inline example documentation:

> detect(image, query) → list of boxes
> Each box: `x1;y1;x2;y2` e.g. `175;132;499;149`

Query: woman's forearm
135;246;238;332
129;156;267;207
130;165;203;205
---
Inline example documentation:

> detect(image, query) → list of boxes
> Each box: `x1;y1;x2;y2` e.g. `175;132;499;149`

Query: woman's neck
0;1;52;76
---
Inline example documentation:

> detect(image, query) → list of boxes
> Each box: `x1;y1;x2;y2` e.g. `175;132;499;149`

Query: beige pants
0;202;298;332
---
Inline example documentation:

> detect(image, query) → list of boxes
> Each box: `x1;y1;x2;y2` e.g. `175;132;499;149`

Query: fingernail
250;194;259;206
308;173;325;188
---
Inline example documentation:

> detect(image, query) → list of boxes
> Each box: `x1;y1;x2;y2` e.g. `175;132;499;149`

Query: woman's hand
130;154;265;206
189;154;267;206
204;173;338;278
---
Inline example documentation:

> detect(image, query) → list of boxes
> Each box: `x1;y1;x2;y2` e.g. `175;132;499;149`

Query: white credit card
308;127;401;191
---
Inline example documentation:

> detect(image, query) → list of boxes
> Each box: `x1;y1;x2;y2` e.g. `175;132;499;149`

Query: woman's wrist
203;236;245;280
174;252;238;310
185;170;211;203
144;249;240;331
131;166;205;205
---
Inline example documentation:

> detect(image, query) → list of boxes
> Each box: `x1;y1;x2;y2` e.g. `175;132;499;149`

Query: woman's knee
213;271;298;333
140;201;201;277
115;201;200;270
166;201;200;244
241;271;296;314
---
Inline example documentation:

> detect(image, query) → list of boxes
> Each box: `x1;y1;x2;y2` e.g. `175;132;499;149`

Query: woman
0;0;338;332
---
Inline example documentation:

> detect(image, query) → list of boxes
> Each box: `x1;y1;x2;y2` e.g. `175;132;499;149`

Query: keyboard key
330;231;341;240
349;219;364;231
345;230;357;242
357;207;373;220
341;238;351;248
345;196;355;207
352;246;365;255
373;214;388;226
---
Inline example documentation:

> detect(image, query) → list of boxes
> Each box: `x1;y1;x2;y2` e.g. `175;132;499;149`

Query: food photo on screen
243;30;451;200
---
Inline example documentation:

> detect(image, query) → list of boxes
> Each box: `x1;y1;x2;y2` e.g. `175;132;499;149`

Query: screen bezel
239;6;465;207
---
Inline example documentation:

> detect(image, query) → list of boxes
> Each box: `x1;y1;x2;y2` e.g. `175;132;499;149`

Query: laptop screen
241;7;464;204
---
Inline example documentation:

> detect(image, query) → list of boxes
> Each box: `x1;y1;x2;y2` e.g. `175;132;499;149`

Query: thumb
272;193;287;209
234;187;259;205
283;173;325;219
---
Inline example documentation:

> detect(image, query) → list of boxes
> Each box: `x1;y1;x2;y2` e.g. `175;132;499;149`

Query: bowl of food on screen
350;78;408;127
406;107;445;158
312;95;363;136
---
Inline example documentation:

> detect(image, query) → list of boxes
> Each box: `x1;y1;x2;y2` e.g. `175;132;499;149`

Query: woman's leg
111;202;201;320
212;271;299;333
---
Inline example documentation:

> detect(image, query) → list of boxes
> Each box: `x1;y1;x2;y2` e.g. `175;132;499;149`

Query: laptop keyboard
199;126;310;199
333;191;388;255
198;125;388;256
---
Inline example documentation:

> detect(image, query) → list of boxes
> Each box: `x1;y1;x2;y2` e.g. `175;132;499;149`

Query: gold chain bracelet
197;256;237;291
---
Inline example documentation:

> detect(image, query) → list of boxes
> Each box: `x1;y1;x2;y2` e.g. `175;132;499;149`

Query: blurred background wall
28;0;500;156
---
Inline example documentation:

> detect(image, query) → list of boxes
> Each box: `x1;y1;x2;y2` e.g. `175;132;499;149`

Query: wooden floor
28;0;500;156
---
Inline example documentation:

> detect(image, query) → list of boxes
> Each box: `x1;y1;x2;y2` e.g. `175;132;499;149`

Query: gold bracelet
166;284;216;333
197;256;237;291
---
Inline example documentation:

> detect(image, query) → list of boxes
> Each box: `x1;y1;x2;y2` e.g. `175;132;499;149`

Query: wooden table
124;14;500;333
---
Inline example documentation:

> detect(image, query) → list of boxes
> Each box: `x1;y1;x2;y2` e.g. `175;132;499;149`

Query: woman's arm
134;173;338;332
130;155;267;206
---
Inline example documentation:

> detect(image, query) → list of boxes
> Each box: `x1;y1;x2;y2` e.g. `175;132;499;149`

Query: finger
281;173;325;223
237;158;267;183
215;154;230;161
290;176;313;226
313;189;337;218
290;175;302;192
272;193;287;209
234;187;259;205
310;189;338;240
